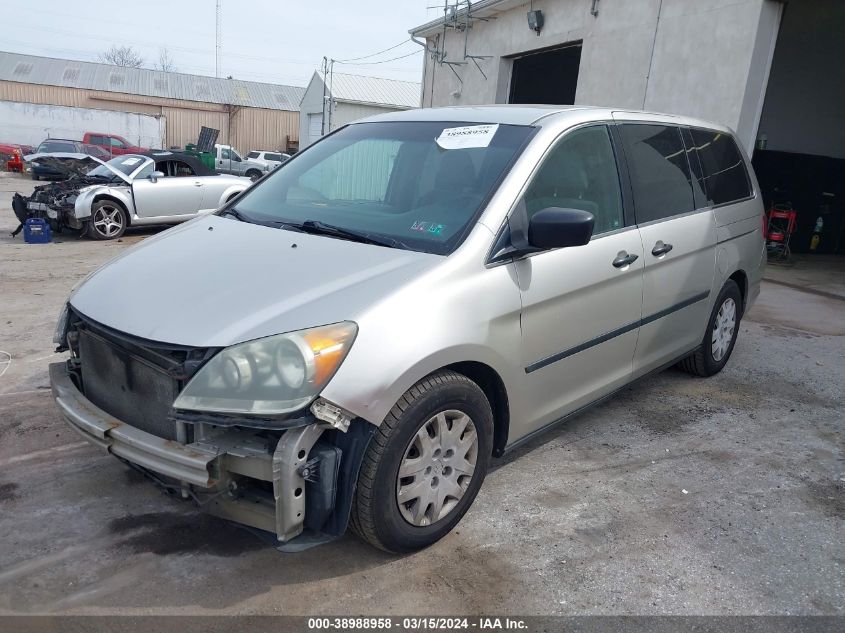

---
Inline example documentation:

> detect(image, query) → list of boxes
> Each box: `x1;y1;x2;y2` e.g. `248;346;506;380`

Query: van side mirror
149;171;165;183
528;207;595;249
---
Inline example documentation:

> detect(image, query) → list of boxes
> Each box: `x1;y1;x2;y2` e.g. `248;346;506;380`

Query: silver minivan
50;106;765;552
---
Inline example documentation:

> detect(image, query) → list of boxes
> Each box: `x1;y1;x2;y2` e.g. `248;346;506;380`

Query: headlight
173;322;357;416
32;161;41;167
53;303;69;346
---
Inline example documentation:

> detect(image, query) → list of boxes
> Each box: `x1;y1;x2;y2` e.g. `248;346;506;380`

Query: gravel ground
0;172;842;615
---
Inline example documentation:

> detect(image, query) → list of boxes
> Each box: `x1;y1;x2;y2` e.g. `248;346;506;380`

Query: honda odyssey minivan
50;106;765;552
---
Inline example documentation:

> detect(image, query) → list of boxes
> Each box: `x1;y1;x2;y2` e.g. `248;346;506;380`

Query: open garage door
508;42;582;106
754;0;845;255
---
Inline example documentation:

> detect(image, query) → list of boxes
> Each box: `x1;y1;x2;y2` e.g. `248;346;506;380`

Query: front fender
214;183;250;208
74;186;134;220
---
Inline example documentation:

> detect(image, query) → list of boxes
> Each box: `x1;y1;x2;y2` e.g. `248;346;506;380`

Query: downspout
412;34;437;107
411;35;429;108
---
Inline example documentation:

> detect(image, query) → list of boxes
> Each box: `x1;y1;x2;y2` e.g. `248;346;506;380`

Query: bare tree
98;45;144;68
155;48;178;73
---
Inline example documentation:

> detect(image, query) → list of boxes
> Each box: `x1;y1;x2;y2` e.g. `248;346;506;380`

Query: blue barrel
24;218;52;244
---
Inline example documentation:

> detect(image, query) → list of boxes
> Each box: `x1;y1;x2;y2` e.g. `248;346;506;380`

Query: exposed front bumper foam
49;362;326;541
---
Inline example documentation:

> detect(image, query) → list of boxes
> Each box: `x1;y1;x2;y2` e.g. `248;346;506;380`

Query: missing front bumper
48;361;330;542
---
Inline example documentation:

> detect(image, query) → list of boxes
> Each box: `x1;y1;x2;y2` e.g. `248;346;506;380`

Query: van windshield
226;121;535;254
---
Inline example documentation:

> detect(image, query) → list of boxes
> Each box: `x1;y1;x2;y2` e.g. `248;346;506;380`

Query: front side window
156;160;196;177
522;125;623;235
229;121;535;255
690;129;751;206
247;151;260;159
265;152;283;162
109;137;126;148
220;148;232;160
620;124;695;223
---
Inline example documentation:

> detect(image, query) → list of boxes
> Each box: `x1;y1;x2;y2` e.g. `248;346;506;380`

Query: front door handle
194;181;203;187
652;241;674;256
612;251;639;268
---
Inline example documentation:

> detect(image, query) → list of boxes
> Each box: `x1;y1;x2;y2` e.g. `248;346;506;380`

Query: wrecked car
12;151;250;240
50;106;765;552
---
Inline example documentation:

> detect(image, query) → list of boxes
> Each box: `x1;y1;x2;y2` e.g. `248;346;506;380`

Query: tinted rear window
38;140;77;153
690;129;751;206
247;151;260;158
265;153;282;162
620;124;695;223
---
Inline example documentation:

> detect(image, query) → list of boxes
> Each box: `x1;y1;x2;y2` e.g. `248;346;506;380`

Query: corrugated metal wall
0;80;299;154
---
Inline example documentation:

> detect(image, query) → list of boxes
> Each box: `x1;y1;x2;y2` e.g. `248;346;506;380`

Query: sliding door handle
612;251;639;268
652;241;674;256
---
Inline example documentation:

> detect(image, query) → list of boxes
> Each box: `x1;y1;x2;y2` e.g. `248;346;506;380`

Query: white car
14;151;251;240
247;150;291;170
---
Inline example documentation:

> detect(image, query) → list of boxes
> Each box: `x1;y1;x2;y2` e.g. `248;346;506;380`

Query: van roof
354;105;733;133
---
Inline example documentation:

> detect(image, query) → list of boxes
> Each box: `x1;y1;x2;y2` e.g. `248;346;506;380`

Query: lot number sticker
436;124;499;150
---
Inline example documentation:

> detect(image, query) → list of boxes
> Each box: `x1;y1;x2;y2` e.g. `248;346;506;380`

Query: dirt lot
0;171;842;615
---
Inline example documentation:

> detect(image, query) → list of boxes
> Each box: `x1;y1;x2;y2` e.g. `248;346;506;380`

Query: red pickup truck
82;132;149;156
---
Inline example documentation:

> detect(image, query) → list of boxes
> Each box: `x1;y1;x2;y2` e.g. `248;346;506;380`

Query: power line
335;49;422;66
334;39;416;63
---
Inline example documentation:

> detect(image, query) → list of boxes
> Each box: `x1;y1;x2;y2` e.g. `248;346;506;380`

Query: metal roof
0;51;305;111
320;72;420;109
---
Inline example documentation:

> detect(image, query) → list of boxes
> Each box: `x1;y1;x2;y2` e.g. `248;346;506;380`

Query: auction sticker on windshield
436;124;499;150
121;157;141;166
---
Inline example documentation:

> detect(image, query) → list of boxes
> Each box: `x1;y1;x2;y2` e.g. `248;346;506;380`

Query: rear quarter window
690;129;752;206
619;124;695;223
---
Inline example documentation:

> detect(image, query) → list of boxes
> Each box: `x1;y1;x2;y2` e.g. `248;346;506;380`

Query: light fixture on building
527;10;544;36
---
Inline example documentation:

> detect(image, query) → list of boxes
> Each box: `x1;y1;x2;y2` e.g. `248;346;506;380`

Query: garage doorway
754;0;845;255
508;42;582;105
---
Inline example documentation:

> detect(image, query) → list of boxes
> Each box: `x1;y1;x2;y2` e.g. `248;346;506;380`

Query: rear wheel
679;280;742;377
87;200;128;240
350;371;493;553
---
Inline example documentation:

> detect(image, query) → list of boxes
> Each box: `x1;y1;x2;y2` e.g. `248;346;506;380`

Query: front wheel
87;200;128;240
349;371;493;553
678;279;742;377
246;169;262;182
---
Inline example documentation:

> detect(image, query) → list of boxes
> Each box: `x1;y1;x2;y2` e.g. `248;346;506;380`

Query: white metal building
298;71;421;148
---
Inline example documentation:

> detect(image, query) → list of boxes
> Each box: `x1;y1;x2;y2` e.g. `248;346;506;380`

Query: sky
2;0;443;87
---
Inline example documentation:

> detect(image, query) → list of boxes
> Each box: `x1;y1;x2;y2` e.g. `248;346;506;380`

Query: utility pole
215;0;222;78
320;57;327;136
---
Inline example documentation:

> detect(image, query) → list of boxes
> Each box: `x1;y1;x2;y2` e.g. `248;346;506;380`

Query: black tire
87;199;128;240
31;172;39;181
679;279;742;377
350;371;493;553
246;170;262;182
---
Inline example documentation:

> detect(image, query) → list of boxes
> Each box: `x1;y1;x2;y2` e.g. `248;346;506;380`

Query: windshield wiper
294;219;404;249
220;207;253;223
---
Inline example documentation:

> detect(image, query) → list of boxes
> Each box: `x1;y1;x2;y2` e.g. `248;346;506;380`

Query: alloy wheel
92;204;125;238
396;409;479;527
711;297;736;362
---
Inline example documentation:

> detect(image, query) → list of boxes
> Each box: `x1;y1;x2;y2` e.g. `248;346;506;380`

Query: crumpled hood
69;215;442;347
24;152;128;182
